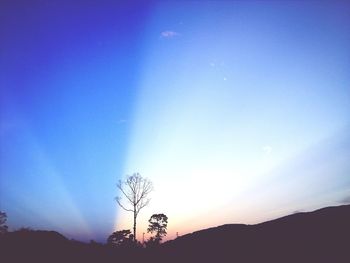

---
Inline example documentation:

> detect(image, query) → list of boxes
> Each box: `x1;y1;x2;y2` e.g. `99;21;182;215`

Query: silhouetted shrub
107;229;134;248
0;211;8;234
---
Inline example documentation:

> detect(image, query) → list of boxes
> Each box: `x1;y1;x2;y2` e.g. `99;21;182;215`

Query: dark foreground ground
1;204;349;263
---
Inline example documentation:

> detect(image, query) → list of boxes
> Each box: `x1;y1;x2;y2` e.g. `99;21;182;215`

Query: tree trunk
133;209;136;242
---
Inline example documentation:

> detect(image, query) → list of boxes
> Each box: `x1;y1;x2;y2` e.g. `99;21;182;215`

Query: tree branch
117;181;134;204
116;197;133;212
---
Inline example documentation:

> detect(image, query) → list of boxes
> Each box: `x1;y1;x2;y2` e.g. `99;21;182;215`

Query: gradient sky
1;1;350;242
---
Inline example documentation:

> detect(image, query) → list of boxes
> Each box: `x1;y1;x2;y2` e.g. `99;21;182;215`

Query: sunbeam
1;1;349;245
117;1;350;240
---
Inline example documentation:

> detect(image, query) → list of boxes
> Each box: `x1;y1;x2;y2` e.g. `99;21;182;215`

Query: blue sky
1;1;350;242
1;0;154;241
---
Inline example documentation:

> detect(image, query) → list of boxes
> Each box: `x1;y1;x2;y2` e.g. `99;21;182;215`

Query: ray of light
1;120;92;239
116;1;350;241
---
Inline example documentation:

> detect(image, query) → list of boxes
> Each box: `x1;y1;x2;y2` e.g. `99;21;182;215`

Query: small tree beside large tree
116;173;153;242
147;213;168;245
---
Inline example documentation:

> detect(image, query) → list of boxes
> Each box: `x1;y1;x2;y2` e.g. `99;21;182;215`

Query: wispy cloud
262;145;272;155
339;195;350;204
293;210;303;214
117;119;127;124
160;30;180;39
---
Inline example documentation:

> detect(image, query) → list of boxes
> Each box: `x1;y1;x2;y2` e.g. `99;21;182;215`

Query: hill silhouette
162;204;350;263
0;204;349;263
0;229;135;263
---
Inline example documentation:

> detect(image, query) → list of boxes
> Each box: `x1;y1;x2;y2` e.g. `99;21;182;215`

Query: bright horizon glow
1;1;349;243
117;1;350;241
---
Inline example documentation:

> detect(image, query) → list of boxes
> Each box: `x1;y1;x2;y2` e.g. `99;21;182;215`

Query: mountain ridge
1;204;349;263
161;204;350;263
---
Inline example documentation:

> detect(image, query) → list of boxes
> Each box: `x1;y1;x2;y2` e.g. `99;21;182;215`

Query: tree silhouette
147;213;168;244
116;173;153;242
144;236;161;248
107;229;134;247
0;211;8;234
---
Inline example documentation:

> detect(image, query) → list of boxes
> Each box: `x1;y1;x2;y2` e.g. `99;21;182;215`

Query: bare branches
115;173;153;241
116;173;153;213
136;198;151;216
116;181;134;204
115;197;133;212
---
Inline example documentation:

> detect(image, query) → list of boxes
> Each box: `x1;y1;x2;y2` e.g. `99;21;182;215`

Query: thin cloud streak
339;195;350;204
263;145;273;155
160;30;180;39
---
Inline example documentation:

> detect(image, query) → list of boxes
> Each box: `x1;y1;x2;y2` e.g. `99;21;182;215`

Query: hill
161;204;350;263
0;204;349;263
0;229;126;263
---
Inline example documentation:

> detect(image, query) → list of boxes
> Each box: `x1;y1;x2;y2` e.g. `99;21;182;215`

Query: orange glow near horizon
112;1;350;243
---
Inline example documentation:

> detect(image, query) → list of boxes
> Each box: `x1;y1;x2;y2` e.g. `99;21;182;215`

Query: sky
1;1;350;242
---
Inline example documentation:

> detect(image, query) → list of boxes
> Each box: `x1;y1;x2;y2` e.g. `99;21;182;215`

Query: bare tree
116;173;153;242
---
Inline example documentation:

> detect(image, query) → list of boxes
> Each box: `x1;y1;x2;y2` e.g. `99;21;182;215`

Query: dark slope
0;205;349;263
0;230;138;263
161;205;350;263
